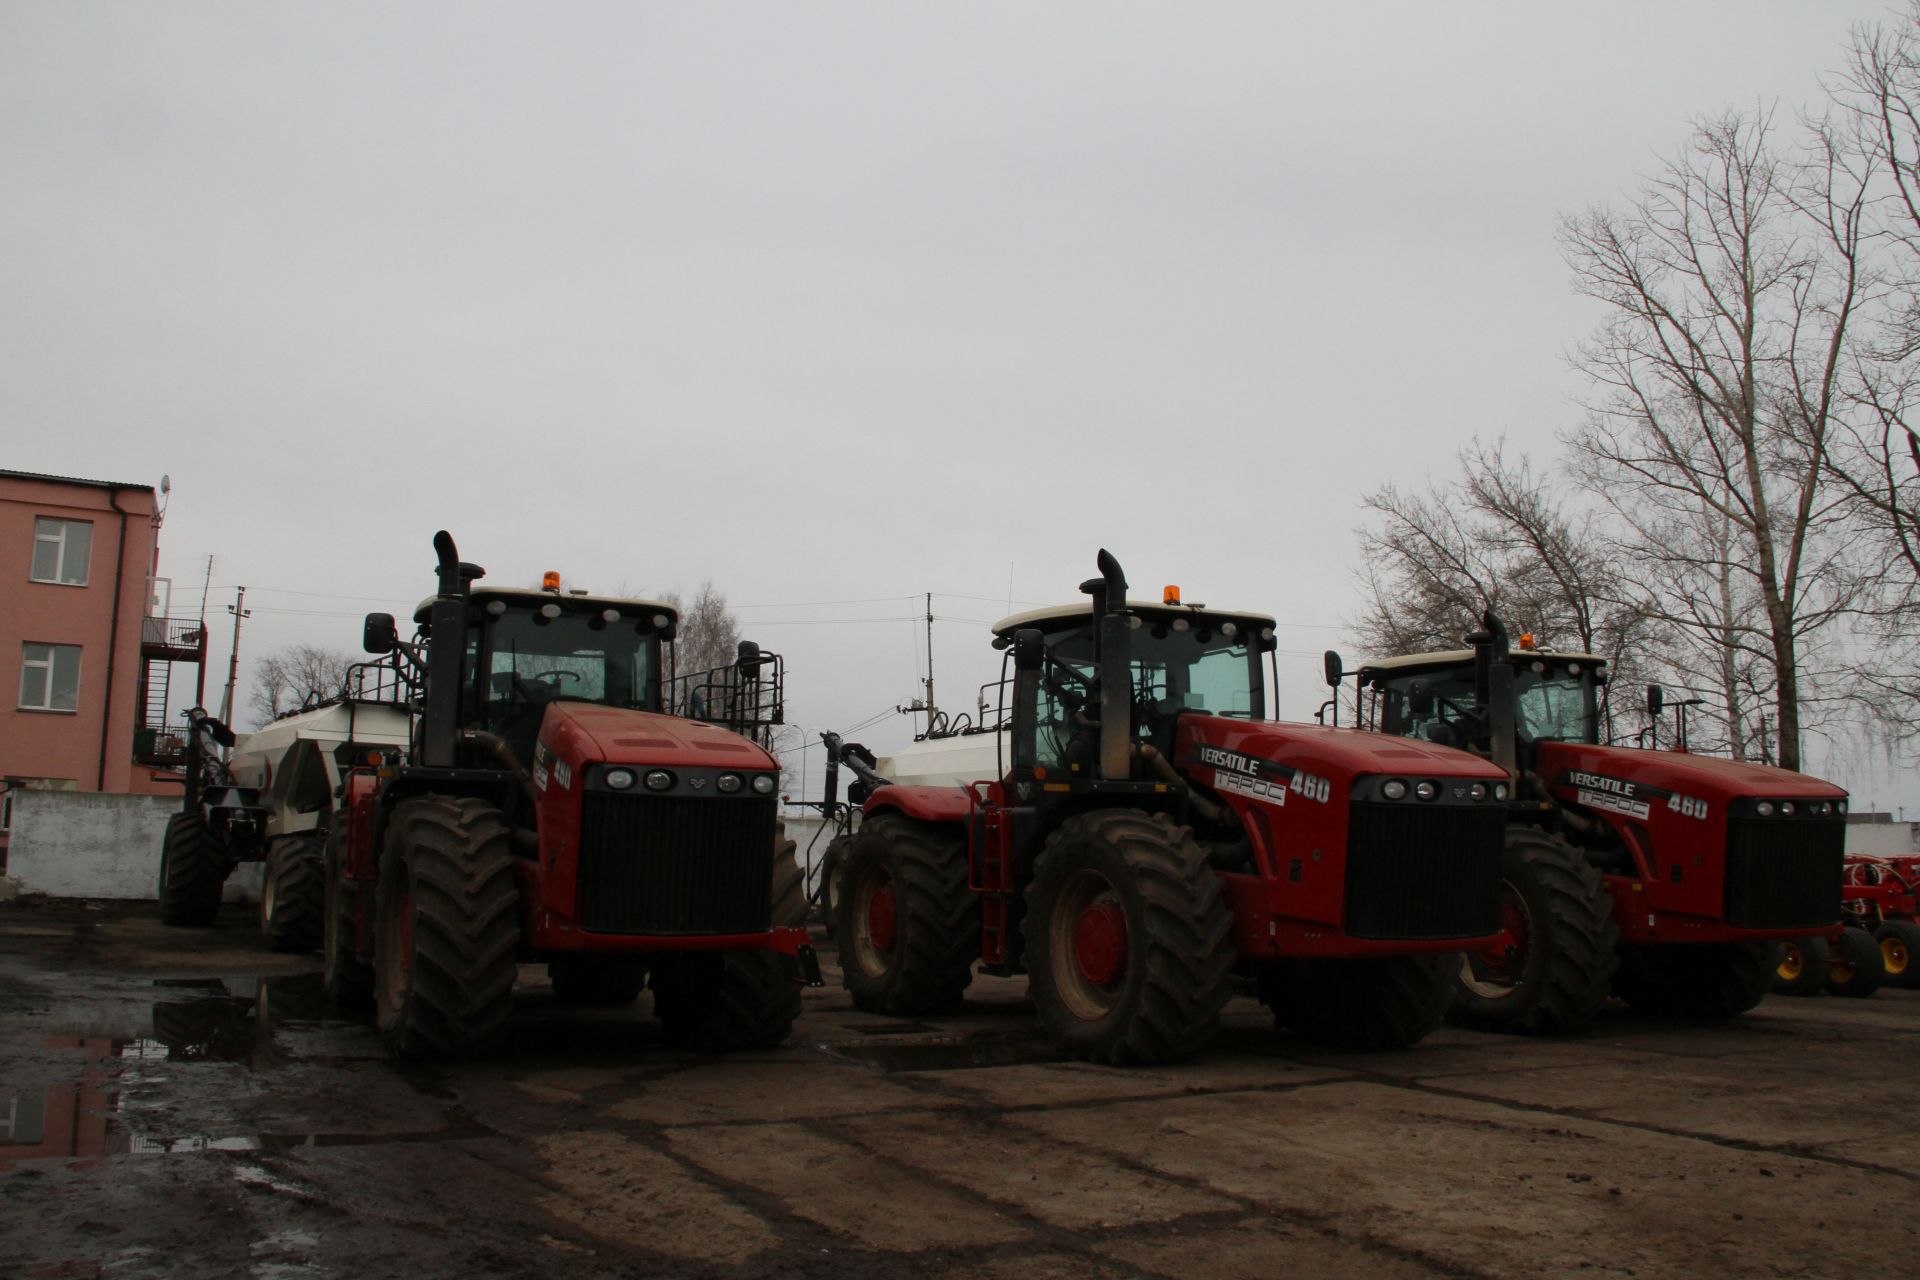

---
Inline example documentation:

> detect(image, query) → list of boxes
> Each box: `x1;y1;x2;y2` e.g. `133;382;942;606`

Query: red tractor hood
1176;717;1509;783
538;703;778;770
1536;742;1848;806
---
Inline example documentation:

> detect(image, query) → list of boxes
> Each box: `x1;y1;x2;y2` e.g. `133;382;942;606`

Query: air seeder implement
833;551;1513;1063
1335;617;1847;1034
326;531;819;1058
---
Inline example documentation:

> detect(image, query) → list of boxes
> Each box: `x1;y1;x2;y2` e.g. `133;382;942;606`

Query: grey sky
5;2;1912;812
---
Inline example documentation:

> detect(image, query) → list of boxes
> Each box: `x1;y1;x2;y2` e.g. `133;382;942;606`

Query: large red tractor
1334;616;1846;1034
326;531;819;1058
832;551;1513;1063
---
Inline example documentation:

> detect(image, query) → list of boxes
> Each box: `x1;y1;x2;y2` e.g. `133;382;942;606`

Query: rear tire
323;823;375;1008
815;832;852;933
1873;921;1920;990
1024;810;1234;1064
1612;941;1774;1019
1263;953;1455;1050
836;813;979;1017
375;796;522;1059
1827;926;1886;998
1448;828;1619;1035
653;840;806;1050
549;956;647;1006
260;833;326;953
158;812;229;927
1771;936;1832;996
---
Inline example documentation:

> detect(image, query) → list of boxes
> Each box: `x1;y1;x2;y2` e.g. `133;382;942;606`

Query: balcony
140;617;207;663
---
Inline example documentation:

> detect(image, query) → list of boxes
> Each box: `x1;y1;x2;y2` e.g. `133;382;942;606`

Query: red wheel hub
867;886;897;953
1478;895;1528;974
1072;900;1128;987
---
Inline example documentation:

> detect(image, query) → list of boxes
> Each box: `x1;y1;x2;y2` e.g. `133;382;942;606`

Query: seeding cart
1335;617;1847;1034
325;531;818;1058
1773;854;1920;996
833;550;1513;1064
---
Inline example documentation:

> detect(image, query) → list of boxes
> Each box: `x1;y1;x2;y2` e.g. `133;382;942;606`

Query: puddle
143;973;335;1068
833;1030;1068;1072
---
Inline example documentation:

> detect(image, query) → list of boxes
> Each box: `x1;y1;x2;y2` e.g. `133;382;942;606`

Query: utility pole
219;586;250;726
923;591;935;734
193;555;214;708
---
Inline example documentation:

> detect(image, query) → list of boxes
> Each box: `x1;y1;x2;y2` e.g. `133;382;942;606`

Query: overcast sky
5;2;1914;815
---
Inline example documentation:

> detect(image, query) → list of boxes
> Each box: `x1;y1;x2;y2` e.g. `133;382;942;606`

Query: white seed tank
875;730;1010;789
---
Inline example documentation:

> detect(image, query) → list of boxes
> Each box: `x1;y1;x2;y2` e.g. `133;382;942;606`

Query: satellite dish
160;474;172;494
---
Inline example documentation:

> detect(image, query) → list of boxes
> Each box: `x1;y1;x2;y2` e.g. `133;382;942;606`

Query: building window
19;643;82;712
30;518;93;586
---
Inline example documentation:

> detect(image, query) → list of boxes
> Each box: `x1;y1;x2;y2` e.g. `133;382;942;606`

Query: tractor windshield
472;605;662;759
1028;614;1261;772
1373;659;1600;748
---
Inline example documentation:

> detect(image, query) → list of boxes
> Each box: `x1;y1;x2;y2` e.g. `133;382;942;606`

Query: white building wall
1846;820;1920;857
6;791;261;901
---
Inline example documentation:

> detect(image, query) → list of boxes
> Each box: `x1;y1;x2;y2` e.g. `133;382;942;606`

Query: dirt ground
1;898;1915;1280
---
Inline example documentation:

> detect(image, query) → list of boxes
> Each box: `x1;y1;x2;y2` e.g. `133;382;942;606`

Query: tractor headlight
645;769;675;792
716;772;743;794
605;768;636;791
1414;780;1439;802
751;774;776;795
1780;800;1796;816
1382;779;1409;801
1756;800;1776;817
1493;782;1510;801
1469;783;1488;802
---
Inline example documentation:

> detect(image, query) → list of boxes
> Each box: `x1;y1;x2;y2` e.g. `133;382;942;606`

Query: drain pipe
96;488;133;790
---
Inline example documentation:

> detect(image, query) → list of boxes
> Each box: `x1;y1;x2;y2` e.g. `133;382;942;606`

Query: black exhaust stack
1470;610;1517;783
420;530;485;768
1081;549;1132;783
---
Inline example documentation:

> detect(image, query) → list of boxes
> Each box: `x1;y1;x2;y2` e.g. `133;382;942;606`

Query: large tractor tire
158;811;230;927
260;833;326;953
1872;921;1920;990
836;812;979;1017
550;956;647;1006
1262;953;1455;1051
653;840;807;1050
814;832;852;934
1612;941;1774;1019
1448;827;1619;1035
323;824;376;1008
1827;927;1886;998
1023;810;1234;1065
374;796;522;1059
1771;935;1832;996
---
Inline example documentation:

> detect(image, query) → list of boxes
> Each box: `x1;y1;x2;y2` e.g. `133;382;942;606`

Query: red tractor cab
328;531;818;1058
833;550;1512;1063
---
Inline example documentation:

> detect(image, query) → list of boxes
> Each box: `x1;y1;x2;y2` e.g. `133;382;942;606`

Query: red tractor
1773;855;1920;997
326;531;820;1058
832;551;1513;1063
1334;616;1847;1034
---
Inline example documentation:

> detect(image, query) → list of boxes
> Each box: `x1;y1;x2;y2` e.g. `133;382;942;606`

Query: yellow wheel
1875;921;1920;990
1770;936;1830;996
1777;943;1804;981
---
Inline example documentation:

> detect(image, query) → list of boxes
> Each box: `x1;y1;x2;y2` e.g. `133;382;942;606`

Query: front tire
158;812;229;927
836;813;978;1017
1612;941;1774;1019
374;796;522;1059
260;833;326;953
1448;828;1619;1035
1023;810;1234;1064
1827;927;1886;998
653;839;806;1050
815;832;852;933
1771;936;1832;996
1263;954;1455;1050
1872;921;1920;990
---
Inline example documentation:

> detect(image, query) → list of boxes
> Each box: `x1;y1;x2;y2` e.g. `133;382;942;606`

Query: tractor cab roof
992;600;1276;638
1358;647;1607;682
414;587;680;626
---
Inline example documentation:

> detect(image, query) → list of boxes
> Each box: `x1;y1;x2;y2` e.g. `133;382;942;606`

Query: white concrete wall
8;791;261;901
1847;820;1920;857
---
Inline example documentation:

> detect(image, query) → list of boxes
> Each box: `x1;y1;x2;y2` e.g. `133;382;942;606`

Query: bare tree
663;580;742;677
1355;438;1652;671
249;644;353;727
1559;109;1874;769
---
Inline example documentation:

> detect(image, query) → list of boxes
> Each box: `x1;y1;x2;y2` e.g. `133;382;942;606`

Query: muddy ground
0;898;1915;1280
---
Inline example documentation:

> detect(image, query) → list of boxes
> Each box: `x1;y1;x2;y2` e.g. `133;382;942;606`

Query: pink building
1;470;206;864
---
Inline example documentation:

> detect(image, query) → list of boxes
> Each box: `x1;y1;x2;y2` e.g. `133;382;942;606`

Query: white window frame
30;517;92;586
18;642;82;712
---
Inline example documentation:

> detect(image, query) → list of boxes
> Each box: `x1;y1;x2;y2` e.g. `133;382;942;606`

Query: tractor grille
1343;803;1505;940
1722;818;1843;929
576;793;776;935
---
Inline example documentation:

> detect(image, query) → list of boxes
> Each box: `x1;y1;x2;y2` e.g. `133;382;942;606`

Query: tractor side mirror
1646;684;1665;718
363;612;398;655
1013;628;1044;673
736;639;764;672
1323;650;1344;688
1407;680;1435;717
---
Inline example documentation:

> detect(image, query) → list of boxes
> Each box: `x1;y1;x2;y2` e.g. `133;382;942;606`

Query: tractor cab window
476;604;660;759
1376;666;1477;746
1512;662;1599;745
1023;614;1260;776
